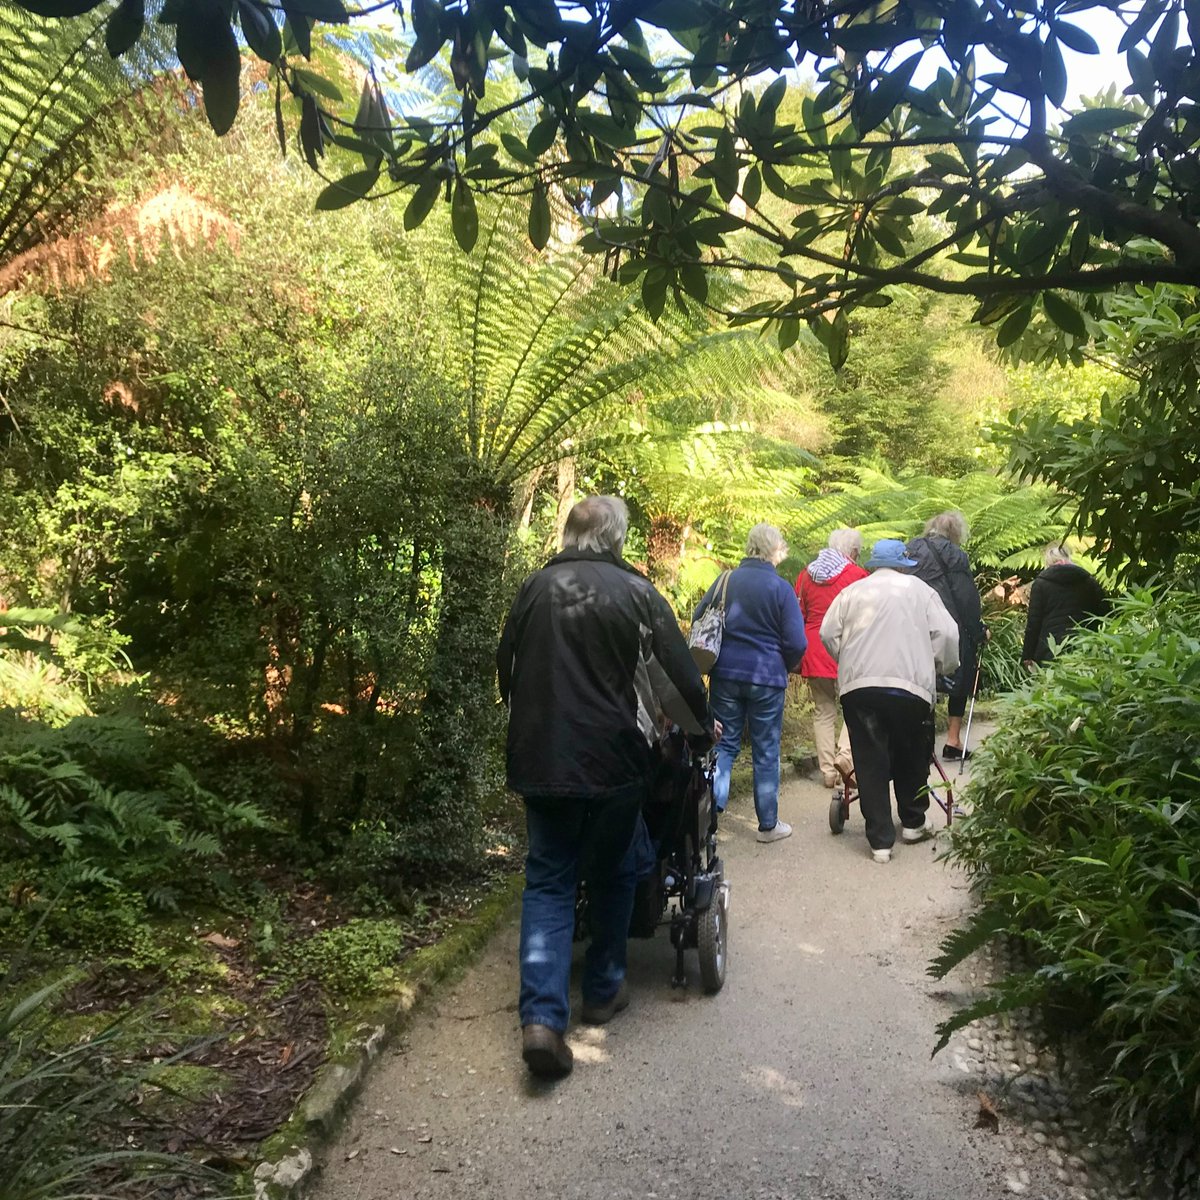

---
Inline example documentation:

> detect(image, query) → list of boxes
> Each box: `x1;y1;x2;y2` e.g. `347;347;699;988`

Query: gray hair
924;510;969;545
745;522;787;563
562;495;628;554
827;527;862;561
1044;542;1072;566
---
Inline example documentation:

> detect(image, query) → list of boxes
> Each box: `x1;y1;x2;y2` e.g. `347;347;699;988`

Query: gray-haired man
498;496;715;1078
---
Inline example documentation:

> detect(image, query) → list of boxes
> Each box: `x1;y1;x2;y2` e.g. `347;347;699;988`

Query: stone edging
251;872;524;1200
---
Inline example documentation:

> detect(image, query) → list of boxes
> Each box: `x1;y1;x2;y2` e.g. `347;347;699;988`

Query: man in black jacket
498;495;715;1079
1022;544;1109;665
907;511;986;760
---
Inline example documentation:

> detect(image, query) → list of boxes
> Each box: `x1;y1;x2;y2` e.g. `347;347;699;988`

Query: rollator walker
826;709;958;835
827;647;985;835
826;755;957;835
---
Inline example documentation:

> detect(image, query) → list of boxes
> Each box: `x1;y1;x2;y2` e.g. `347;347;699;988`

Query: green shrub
979;606;1026;697
0;713;269;916
277;918;412;999
933;590;1200;1186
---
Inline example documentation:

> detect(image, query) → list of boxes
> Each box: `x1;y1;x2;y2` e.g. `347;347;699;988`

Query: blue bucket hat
866;538;919;570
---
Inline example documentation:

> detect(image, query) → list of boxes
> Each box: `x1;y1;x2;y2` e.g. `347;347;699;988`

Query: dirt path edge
249;871;524;1200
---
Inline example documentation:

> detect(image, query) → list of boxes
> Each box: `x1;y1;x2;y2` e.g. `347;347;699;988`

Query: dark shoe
941;743;971;761
522;1024;573;1078
580;981;630;1026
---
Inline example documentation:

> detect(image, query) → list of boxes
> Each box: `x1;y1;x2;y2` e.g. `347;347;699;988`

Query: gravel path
311;728;1076;1200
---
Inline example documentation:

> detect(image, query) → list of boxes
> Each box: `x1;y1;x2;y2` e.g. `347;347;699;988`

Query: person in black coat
497;495;716;1079
1022;544;1109;665
906;511;986;760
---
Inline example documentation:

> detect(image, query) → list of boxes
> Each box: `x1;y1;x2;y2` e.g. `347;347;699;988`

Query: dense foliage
16;0;1199;362
0;713;268;919
1003;284;1200;585
933;591;1200;1187
784;464;1067;570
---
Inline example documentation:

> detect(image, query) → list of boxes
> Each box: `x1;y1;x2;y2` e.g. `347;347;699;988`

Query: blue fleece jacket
693;558;807;688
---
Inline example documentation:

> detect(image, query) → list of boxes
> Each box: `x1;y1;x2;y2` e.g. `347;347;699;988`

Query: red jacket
794;561;869;678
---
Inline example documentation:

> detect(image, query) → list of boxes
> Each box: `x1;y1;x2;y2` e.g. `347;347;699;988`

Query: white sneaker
757;820;793;843
871;847;892;863
901;819;934;844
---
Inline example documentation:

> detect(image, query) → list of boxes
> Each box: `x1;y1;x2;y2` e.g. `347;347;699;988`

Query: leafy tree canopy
9;0;1200;362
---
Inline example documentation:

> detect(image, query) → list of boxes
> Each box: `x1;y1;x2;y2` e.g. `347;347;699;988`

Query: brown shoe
521;1024;573;1078
580;981;630;1026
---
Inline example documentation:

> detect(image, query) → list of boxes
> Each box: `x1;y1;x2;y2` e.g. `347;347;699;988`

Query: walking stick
958;642;985;777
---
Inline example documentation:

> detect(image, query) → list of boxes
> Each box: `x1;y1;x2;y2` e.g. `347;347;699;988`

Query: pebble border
945;937;1169;1200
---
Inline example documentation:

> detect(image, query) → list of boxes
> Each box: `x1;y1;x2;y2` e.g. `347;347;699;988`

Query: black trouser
947;640;981;718
841;689;934;850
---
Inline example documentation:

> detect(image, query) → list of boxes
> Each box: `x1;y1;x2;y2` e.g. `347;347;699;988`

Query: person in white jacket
819;539;960;863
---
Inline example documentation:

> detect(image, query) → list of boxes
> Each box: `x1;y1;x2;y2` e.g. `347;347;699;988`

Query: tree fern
784;464;1068;570
420;205;816;496
0;2;175;270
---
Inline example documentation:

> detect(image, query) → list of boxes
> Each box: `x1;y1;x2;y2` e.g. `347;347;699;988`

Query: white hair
924;510;969;546
745;523;787;563
1044;542;1072;566
562;495;628;554
827;527;862;561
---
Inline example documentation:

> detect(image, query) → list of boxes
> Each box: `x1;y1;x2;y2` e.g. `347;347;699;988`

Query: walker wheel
697;887;727;994
829;793;847;834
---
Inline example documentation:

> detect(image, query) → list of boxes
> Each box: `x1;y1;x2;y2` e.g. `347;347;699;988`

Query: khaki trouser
807;677;853;782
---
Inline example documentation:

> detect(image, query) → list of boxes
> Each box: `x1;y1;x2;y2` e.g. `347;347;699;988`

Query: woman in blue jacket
693;524;807;842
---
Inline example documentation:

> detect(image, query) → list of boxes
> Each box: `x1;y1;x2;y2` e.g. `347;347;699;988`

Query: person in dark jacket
498;495;714;1079
693;523;807;842
1022;544;1109;665
907;511;986;760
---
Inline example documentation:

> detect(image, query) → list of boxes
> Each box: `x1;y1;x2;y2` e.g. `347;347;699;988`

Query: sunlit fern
428;204;815;494
0;1;174;269
784;465;1068;570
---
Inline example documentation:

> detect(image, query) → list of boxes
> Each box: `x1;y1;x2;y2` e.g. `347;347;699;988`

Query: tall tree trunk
646;511;686;589
554;456;575;549
516;466;544;530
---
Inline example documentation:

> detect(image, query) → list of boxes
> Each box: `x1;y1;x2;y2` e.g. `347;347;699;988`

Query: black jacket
1022;563;1109;663
906;534;984;696
497;548;711;799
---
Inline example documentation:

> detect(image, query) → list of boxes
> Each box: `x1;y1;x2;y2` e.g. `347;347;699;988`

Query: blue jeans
518;788;642;1033
709;677;787;831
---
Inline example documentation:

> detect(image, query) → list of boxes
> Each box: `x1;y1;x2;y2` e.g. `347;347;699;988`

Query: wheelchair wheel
829;791;846;834
697;886;727;994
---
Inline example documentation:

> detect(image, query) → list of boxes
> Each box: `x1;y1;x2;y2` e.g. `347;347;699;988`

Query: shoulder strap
699;570;732;618
923;535;956;581
715;570;732;611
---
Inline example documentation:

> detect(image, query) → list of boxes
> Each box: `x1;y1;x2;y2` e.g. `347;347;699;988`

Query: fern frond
0;3;176;272
928;906;1012;980
931;975;1046;1055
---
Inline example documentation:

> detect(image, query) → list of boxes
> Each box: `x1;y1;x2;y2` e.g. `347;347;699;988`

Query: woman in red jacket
795;528;869;788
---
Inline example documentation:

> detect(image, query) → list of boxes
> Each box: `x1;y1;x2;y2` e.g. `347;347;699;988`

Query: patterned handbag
687;571;731;673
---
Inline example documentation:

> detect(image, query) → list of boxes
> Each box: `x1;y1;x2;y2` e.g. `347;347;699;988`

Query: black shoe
941;743;971;761
580;982;630;1025
522;1024;573;1078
